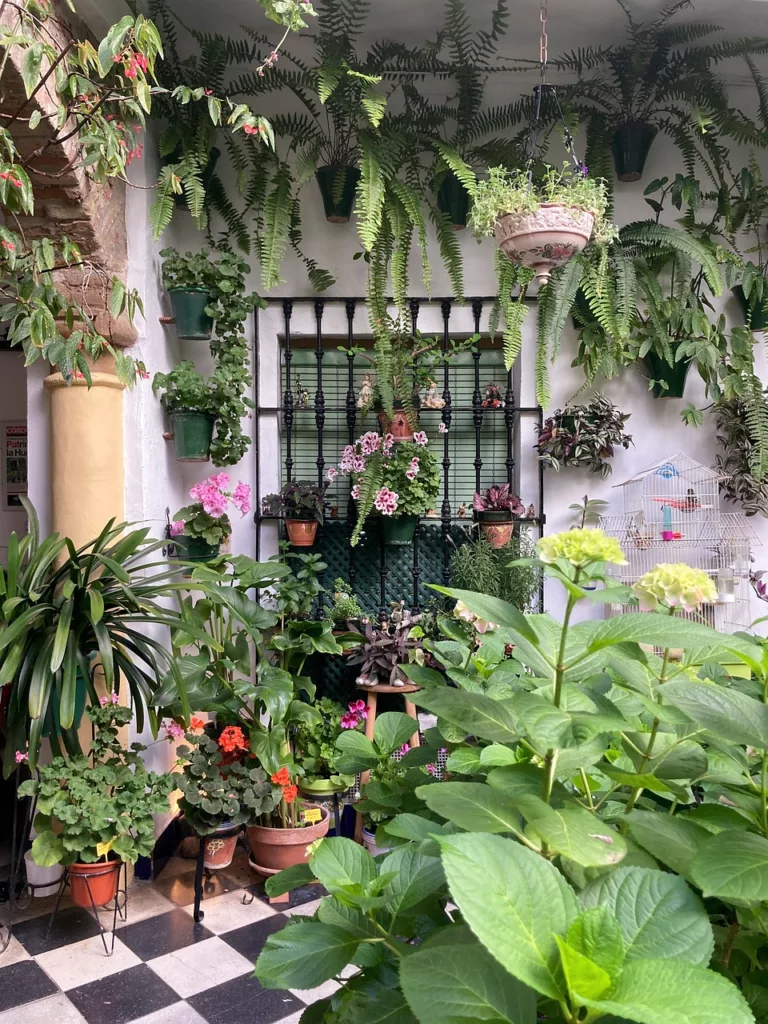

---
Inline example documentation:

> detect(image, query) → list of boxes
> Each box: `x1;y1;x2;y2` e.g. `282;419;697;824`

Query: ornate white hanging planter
494;203;595;284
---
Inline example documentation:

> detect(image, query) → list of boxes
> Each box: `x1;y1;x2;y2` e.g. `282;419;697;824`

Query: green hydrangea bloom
536;529;627;568
633;563;718;612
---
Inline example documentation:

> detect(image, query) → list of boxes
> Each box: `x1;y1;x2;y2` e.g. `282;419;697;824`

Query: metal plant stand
0;766;35;956
45;861;128;957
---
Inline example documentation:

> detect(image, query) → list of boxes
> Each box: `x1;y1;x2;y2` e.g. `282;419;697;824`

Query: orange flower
271;766;290;786
190;717;206;731
282;785;298;803
218;726;248;753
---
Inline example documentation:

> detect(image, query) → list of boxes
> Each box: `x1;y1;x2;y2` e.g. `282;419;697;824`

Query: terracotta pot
203;828;240;870
494;203;595;284
286;519;318;547
480;521;514;549
247;806;330;875
68;858;121;908
376;405;413;442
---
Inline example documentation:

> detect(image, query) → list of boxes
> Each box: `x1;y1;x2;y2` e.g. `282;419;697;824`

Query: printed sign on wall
2;422;27;510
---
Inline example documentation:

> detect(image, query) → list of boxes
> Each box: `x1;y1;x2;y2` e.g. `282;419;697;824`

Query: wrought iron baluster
314;300;326;489
409;297;422;605
505;365;516;487
283;300;294;487
441;300;453;586
379;530;388;623
471;298;483;494
345;300;358;593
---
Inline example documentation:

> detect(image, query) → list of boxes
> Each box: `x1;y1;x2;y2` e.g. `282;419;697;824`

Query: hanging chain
539;0;548;72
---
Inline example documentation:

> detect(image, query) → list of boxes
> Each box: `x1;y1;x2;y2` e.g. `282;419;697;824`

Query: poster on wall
2;422;27;510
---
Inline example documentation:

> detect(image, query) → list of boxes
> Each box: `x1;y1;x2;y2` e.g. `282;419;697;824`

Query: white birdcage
601;453;759;633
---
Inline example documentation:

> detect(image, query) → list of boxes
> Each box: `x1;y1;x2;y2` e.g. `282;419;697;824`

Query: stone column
43;363;125;550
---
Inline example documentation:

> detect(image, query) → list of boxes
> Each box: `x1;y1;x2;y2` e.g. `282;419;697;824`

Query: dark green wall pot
381;514;418;546
170;411;216;462
642;350;691;398
169;288;214;340
316;165;361;223
733;285;768;331
437;171;470;229
612;121;658;183
175;537;221;575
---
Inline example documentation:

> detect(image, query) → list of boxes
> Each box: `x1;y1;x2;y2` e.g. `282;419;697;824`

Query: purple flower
413;431;428;447
438;422;448;434
340;713;359;729
399;743;410;755
351;484;361;500
163;720;185;741
426;763;437;776
352;456;366;473
99;695;109;707
405;469;416;481
327;467;339;483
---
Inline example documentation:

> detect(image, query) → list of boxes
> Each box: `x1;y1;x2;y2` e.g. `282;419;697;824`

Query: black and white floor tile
0;846;326;1024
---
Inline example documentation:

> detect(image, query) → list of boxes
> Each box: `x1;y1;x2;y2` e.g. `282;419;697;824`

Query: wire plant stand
44;860;128;957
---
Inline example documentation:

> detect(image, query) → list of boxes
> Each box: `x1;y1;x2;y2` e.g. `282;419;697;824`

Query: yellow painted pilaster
43;369;125;548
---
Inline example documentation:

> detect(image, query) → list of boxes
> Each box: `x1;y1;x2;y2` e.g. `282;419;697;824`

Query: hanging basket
494;203;595;284
437;171;470;230
169;411;216;461
611;121;658;183
315;166;361;223
733;286;768;332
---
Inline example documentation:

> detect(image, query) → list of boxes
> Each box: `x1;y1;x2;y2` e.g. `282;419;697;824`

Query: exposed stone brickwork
0;1;136;346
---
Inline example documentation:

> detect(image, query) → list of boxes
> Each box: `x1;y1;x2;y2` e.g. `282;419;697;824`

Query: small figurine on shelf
295;376;311;409
457;503;468;518
390;600;405;626
330;506;339;519
482;382;503;409
422;379;445;410
426;508;439;518
357;372;374;409
525;504;536;519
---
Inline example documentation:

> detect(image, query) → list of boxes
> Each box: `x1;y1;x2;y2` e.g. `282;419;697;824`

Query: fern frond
355;134;386;252
431;208;465;305
205;175;250;253
619;221;723;295
350;449;383;546
258;167;293;291
742;373;768;482
537;257;585;367
150;166;177;238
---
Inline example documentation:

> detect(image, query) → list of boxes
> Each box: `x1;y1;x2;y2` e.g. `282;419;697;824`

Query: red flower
190;717;206;731
282;785;298;803
218;725;249;753
271;766;291;786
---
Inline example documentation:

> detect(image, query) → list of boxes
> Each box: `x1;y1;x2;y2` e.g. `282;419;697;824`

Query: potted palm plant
472;484;526;549
263;481;326;546
160;248;216;340
19;702;174;908
153;361;218;461
171;474;251;565
176;725;276;870
337;432;441;546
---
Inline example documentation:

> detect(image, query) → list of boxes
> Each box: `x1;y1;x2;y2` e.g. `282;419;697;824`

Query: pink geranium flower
170;520;185;537
327;467;338;483
438;422;448;434
374;487;399;516
232;481;251;515
351;484;361;500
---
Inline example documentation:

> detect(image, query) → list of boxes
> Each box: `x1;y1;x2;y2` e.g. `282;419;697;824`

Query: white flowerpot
494;203;595;284
362;827;392;859
24;850;63;897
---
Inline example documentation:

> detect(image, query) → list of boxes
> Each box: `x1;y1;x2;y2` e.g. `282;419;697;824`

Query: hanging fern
741;373;768;483
258;167;293;291
288;200;335;292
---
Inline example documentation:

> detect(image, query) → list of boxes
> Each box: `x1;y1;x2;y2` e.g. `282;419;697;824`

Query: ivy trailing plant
253;532;768;1024
556;0;768;185
154;247;262;466
140;0;315;240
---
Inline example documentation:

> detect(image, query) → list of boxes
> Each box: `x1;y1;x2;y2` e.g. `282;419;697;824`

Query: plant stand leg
332;792;341;837
404;698;421;748
44;869;70;941
193;838;205;923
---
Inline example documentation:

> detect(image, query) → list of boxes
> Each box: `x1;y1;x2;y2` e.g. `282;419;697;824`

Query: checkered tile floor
0;845;330;1024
